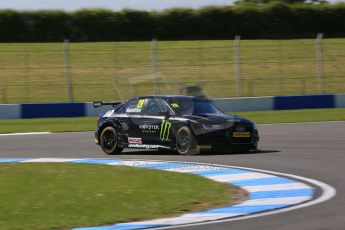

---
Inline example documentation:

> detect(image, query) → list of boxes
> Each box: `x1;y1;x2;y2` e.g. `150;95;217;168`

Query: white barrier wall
335;94;345;108
85;103;113;117
0;104;21;119
212;96;274;112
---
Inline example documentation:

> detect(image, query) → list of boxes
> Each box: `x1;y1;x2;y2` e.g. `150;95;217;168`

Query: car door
140;98;173;145
118;98;146;145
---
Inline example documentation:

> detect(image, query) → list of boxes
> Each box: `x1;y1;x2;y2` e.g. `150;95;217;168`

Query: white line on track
207;172;275;182
242;182;311;192
21;158;80;163
0;132;51;136
238;196;311;206
259;120;344;126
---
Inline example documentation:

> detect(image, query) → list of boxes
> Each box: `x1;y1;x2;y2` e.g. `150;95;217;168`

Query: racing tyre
176;126;200;155
100;126;123;155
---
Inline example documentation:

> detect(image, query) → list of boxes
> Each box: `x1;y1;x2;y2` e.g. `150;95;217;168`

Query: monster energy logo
160;120;171;141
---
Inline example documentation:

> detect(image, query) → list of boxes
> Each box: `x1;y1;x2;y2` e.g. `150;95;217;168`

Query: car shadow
200;149;280;155
122;149;280;156
123;149;180;155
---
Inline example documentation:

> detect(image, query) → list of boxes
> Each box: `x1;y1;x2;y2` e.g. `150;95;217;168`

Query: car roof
135;95;197;100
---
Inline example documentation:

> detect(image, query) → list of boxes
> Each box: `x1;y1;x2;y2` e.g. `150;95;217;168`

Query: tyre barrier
0;158;336;230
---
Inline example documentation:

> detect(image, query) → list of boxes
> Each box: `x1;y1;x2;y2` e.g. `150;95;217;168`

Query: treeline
0;2;345;42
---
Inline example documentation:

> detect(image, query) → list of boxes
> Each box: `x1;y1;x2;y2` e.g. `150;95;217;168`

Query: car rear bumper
94;131;100;145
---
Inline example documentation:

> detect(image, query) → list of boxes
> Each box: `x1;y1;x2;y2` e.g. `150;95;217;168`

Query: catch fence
0;35;344;103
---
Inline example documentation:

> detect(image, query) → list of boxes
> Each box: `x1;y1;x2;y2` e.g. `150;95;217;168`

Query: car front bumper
195;127;259;150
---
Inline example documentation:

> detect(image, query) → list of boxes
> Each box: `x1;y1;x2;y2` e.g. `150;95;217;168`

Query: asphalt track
0;121;344;230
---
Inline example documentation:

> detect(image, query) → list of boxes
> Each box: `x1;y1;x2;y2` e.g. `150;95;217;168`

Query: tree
234;0;328;5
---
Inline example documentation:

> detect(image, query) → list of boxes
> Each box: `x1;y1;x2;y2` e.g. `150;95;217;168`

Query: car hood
185;113;254;126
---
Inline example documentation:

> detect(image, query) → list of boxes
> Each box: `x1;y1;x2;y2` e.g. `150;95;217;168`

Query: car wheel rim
177;130;190;152
102;130;117;151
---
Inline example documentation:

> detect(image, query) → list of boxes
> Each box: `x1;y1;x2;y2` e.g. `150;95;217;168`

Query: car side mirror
159;110;170;118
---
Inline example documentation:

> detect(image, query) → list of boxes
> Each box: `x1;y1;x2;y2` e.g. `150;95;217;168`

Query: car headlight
202;124;212;130
253;123;258;130
202;124;223;130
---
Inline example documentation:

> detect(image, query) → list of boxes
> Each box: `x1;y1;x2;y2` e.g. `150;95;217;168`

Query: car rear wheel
100;126;123;155
176;126;200;155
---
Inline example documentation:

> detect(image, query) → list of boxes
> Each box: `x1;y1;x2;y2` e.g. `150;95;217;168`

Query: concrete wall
1;94;344;119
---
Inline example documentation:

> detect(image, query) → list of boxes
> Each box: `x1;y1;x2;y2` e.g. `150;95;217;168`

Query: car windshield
193;100;222;115
164;97;222;116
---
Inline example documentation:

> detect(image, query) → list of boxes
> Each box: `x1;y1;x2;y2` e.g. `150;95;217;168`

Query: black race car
94;95;259;155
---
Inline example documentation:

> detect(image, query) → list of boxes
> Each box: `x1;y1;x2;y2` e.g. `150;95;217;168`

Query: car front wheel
100;126;123;155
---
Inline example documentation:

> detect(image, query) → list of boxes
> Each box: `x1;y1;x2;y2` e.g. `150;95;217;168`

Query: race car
94;95;259;155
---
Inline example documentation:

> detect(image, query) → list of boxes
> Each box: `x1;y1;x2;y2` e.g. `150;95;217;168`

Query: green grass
0;163;235;230
0;39;344;103
0;108;343;134
236;108;345;124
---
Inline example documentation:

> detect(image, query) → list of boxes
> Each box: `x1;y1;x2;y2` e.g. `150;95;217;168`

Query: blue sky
0;0;234;11
1;0;340;11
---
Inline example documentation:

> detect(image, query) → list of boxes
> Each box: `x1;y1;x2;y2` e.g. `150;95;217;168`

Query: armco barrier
21;103;86;118
0;94;344;119
273;94;335;110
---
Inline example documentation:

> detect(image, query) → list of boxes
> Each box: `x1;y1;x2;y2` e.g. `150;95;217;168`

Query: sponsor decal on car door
160;120;171;141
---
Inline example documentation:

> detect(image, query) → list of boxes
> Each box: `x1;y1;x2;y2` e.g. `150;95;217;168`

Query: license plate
233;132;251;138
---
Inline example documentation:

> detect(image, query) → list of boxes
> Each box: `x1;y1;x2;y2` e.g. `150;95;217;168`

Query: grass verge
0;163;236;230
0;108;344;134
236;108;345;124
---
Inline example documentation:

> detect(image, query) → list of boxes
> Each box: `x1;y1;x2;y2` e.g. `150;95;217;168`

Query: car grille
230;125;253;144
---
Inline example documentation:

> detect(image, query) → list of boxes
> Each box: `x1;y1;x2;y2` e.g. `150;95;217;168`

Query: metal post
198;40;204;81
63;39;74;102
277;41;284;96
1;88;7;104
151;38;158;95
23;49;31;102
316;33;325;94
248;80;254;97
234;35;242;97
112;45;124;100
300;78;306;95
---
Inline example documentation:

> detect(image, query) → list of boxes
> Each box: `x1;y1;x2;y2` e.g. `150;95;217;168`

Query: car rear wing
93;101;122;108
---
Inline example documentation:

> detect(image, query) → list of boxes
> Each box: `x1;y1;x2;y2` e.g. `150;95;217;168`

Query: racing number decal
137;99;145;109
160;120;171;141
171;103;179;108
